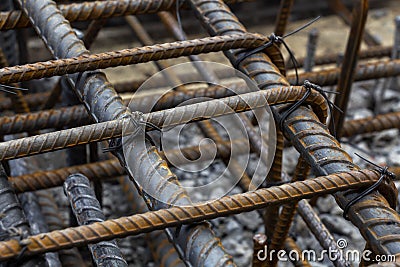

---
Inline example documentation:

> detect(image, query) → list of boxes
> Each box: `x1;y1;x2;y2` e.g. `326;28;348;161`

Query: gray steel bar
64;174;128;266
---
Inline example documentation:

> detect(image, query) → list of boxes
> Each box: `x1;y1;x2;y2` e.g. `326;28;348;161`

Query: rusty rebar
187;0;400;257
10;138;248;193
0;169;383;260
64;174;128;267
19;193;62;267
0;86;327;161
35;191;86;267
267;157;309;267
284;237;312;267
252;234;267;267
292;58;400;86
274;0;294;38
297;200;350;267
0;0;247;31
0;33;268;85
263;127;283;243
291;45;392;69
328;0;380;46
304;28;319;72
0;164;44;266
118;175;185;267
332;0;369;135
341;111;400;137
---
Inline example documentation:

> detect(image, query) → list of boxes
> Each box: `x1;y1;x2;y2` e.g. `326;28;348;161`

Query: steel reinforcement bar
0;169;382;260
0;86;327;161
0;0;248;31
0;33;269;84
9;138;248;193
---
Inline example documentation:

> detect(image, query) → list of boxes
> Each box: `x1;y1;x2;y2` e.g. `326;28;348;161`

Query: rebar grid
0;0;397;265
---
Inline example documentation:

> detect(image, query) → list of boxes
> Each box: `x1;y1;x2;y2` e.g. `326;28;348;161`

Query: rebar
9;138;248;193
0;164;44;266
267;157;309;267
0;33;269;85
304;28;319;72
0;0;247;31
0;169;383;260
0;86;327;161
292;58;400;86
35;191;86;267
64;173;128;267
118;175;185;267
297;200;350;267
274;0;294;38
19;193;62;267
341;111;400;137
332;0;369;135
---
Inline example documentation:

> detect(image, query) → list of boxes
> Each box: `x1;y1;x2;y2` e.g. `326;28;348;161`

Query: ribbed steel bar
297;200;350;267
35;191;86;267
273;0;294;38
156;10;274;192
0;164;44;266
0;86;327;161
290;45;392;68
267;157;309;267
119;175;185;267
263;127;283;242
284;237;312;267
0;0;248;31
0;81;250;136
17;1;235;264
332;0;369;136
328;0;380;46
64;174;128;267
283;107;400;256
187;0;400;257
341;111;400;137
0;169;383;260
252;234;267;267
304;28;319;72
9;138;248;193
0;33;268;84
291;59;400;86
19;193;62;267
